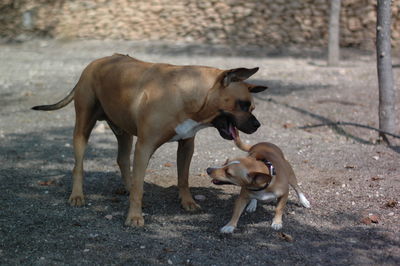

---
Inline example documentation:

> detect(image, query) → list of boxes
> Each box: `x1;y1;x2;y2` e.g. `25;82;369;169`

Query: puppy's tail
31;86;75;111
233;130;252;152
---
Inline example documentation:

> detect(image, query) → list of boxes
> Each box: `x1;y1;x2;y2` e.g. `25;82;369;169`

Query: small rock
140;245;145;249
83;249;90;252
105;215;113;220
167;259;173;265
372;156;379;160
194;194;206;201
283;123;295;129
388;212;394;216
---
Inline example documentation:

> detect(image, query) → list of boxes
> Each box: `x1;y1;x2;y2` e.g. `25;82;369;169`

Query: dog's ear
248;84;268;93
247;172;271;185
222;67;259;87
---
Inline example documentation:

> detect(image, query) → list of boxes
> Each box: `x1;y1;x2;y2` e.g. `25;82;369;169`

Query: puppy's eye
237;100;251;112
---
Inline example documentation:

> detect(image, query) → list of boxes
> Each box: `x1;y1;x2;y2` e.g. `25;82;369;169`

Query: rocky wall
1;0;400;49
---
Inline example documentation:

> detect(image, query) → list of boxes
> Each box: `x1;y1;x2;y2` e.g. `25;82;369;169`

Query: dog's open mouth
212;179;234;185
211;114;238;140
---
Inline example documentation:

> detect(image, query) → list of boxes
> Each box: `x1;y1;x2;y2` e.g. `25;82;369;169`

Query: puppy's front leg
271;193;288;230
220;188;249;233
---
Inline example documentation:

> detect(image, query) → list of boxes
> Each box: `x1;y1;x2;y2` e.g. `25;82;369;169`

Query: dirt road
1;39;399;265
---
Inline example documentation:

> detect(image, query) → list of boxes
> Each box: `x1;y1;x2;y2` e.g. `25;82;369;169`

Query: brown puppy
206;133;310;233
32;54;267;227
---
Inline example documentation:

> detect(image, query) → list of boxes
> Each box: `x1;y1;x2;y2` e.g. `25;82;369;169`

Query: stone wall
1;0;400;49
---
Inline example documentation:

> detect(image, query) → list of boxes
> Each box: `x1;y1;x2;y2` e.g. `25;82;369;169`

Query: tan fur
32;54;267;227
207;137;310;233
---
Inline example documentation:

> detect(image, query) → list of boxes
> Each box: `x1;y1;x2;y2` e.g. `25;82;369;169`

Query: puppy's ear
247;172;271;185
222;67;259;87
248;84;268;93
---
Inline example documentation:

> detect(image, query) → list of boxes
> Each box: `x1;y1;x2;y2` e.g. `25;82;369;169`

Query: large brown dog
32;54;267;226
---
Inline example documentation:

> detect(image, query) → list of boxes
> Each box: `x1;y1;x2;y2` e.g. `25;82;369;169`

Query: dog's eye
237;100;251;112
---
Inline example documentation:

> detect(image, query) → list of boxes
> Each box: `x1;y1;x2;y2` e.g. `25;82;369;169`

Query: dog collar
263;159;276;176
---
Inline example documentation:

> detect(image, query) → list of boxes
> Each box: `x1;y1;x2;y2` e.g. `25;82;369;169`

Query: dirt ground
0;39;399;265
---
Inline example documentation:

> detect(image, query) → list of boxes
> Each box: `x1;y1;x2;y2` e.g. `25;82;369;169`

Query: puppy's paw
246;199;257;213
68;194;85;206
181;199;201;211
125;215;145;227
299;193;311;208
220;225;235;234
271;222;283;230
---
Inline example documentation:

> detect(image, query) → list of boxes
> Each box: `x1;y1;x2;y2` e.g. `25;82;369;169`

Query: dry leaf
369;214;379;223
114;188;128;195
37;180;56;186
164;162;173;167
283;123;295;129
385;200;398;208
344;165;356;169
371;176;384;181
277;232;293;242
360;217;372;225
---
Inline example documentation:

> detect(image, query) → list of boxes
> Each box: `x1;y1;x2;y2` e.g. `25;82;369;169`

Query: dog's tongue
229;124;238;140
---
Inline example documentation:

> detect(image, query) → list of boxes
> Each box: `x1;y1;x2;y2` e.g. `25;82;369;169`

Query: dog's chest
170;119;209;142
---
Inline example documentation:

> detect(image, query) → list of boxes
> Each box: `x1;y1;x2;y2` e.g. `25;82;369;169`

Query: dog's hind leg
107;121;133;191
287;166;311;208
271;193;288;230
177;137;200;211
68;88;99;206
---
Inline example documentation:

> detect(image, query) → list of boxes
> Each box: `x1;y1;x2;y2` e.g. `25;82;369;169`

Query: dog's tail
233;130;252;152
31;86;75;111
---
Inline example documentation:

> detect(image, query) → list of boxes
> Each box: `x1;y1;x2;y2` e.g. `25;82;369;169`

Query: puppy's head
211;68;268;140
206;157;271;190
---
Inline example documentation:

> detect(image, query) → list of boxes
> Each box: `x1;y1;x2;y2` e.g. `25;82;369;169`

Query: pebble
194;194;206;201
388;212;394;216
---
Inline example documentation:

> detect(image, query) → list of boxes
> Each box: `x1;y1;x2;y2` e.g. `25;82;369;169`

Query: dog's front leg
177;137;200;211
125;139;155;227
220;189;249;233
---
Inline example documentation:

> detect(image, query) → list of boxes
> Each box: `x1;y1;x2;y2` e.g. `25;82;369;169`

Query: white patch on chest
170;119;209;142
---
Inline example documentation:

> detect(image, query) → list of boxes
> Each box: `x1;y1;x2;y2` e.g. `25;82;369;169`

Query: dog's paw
68;194;85;206
299;193;311;208
271;222;283;230
246;199;257;213
125;215;145;227
220;225;235;234
181;200;201;211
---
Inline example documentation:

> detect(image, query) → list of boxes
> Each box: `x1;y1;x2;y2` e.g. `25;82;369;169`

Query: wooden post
376;0;396;143
328;0;341;66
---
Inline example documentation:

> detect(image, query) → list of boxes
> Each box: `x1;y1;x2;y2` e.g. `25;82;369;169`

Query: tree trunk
328;0;341;66
376;0;396;143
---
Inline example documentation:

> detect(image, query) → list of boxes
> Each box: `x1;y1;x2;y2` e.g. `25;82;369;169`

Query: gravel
0;39;399;265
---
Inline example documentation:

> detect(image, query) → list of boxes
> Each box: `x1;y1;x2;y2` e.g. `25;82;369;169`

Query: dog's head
211;67;267;140
206;158;271;190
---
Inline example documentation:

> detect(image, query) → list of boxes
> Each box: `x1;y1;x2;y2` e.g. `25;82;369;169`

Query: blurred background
1;0;400;51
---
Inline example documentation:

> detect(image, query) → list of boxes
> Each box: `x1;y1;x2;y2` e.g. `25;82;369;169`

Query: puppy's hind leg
287;166;311;208
271;193;288;230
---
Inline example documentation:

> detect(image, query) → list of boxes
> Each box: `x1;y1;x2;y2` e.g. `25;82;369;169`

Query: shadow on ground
1;126;399;265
